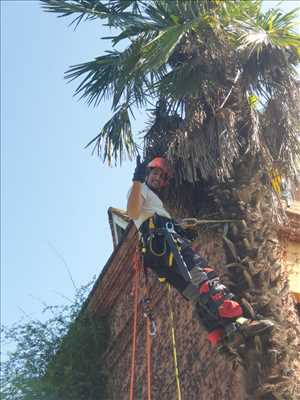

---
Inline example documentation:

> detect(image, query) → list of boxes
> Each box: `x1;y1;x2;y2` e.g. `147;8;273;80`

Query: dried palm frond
166;106;240;183
261;80;300;181
143;99;184;160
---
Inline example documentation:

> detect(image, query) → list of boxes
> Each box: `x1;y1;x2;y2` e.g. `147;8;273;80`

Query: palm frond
104;0;211;47
139;9;217;74
235;7;300;54
148;0;216;23
217;0;262;25
108;0;208;38
262;80;300;179
156;61;223;103
234;7;300;61
41;0;148;30
109;39;149;109
142;98;184;156
43;0;300;171
145;0;205;26
228;6;300;98
108;0;146;14
66;51;121;106
140;23;191;72
65;36;160;111
41;0;109;28
86;105;137;165
103;24;156;47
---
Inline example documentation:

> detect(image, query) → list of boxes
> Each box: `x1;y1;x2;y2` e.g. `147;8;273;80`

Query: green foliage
45;312;107;400
85;103;137;165
235;6;300;51
40;0;110;28
41;0;300;174
1;281;108;400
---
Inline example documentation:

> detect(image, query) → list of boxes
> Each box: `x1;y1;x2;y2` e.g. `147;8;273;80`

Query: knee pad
218;300;243;319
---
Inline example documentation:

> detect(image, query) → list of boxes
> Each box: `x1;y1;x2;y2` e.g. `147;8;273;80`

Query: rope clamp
165;221;175;233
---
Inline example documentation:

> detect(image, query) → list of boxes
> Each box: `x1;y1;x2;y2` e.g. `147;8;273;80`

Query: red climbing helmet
147;157;173;180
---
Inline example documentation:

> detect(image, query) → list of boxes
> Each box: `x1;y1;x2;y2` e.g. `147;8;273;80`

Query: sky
1;0;143;330
1;0;299;334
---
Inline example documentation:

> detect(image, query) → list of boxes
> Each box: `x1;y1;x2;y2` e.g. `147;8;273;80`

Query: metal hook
148;319;157;336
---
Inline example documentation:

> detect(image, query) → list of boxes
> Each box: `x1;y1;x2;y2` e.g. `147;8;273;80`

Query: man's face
146;168;168;191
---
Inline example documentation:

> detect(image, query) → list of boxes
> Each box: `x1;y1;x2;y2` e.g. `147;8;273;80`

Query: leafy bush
1;281;108;400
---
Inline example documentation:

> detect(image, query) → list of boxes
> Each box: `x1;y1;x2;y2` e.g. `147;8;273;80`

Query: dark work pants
142;232;243;333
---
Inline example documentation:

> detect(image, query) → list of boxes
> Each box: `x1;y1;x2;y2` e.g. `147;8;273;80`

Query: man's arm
127;156;147;219
127;182;144;219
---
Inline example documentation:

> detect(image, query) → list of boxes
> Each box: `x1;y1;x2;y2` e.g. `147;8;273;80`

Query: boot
236;317;274;337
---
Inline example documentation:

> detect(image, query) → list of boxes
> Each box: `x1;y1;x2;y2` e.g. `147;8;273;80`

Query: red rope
129;251;140;400
129;249;154;400
146;318;152;400
140;253;154;400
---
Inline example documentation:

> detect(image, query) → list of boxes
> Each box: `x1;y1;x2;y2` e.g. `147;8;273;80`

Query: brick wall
89;228;247;400
86;217;300;400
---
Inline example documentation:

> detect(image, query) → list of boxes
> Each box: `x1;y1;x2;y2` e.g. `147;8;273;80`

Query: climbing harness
140;215;192;282
163;222;192;282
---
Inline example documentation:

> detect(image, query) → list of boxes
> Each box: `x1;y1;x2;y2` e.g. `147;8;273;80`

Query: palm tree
42;1;300;399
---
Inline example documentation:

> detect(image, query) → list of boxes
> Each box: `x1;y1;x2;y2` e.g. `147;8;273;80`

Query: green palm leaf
140;23;193;72
156;62;216;102
85;105;137;165
226;6;300;98
233;7;300;56
43;0;300;170
65;38;154;110
109;0;146;14
40;0;109;28
66;51;121;106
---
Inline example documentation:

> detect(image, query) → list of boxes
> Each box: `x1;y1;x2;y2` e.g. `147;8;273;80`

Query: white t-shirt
127;183;171;229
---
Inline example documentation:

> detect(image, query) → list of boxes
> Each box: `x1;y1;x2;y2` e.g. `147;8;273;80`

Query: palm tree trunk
212;168;300;400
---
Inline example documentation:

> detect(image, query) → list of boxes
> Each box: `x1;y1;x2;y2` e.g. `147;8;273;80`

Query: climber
127;156;274;347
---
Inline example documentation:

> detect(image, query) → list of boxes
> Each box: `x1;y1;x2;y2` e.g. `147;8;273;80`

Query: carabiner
148;234;166;256
148;319;157;336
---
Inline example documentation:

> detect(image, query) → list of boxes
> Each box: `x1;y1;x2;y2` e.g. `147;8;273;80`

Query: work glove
132;155;147;183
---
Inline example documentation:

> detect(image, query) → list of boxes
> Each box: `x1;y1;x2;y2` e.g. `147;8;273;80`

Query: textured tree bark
210;172;300;399
160;161;300;399
143;52;300;400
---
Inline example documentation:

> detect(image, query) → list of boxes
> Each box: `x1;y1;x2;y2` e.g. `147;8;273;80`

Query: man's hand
132;155;147;183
